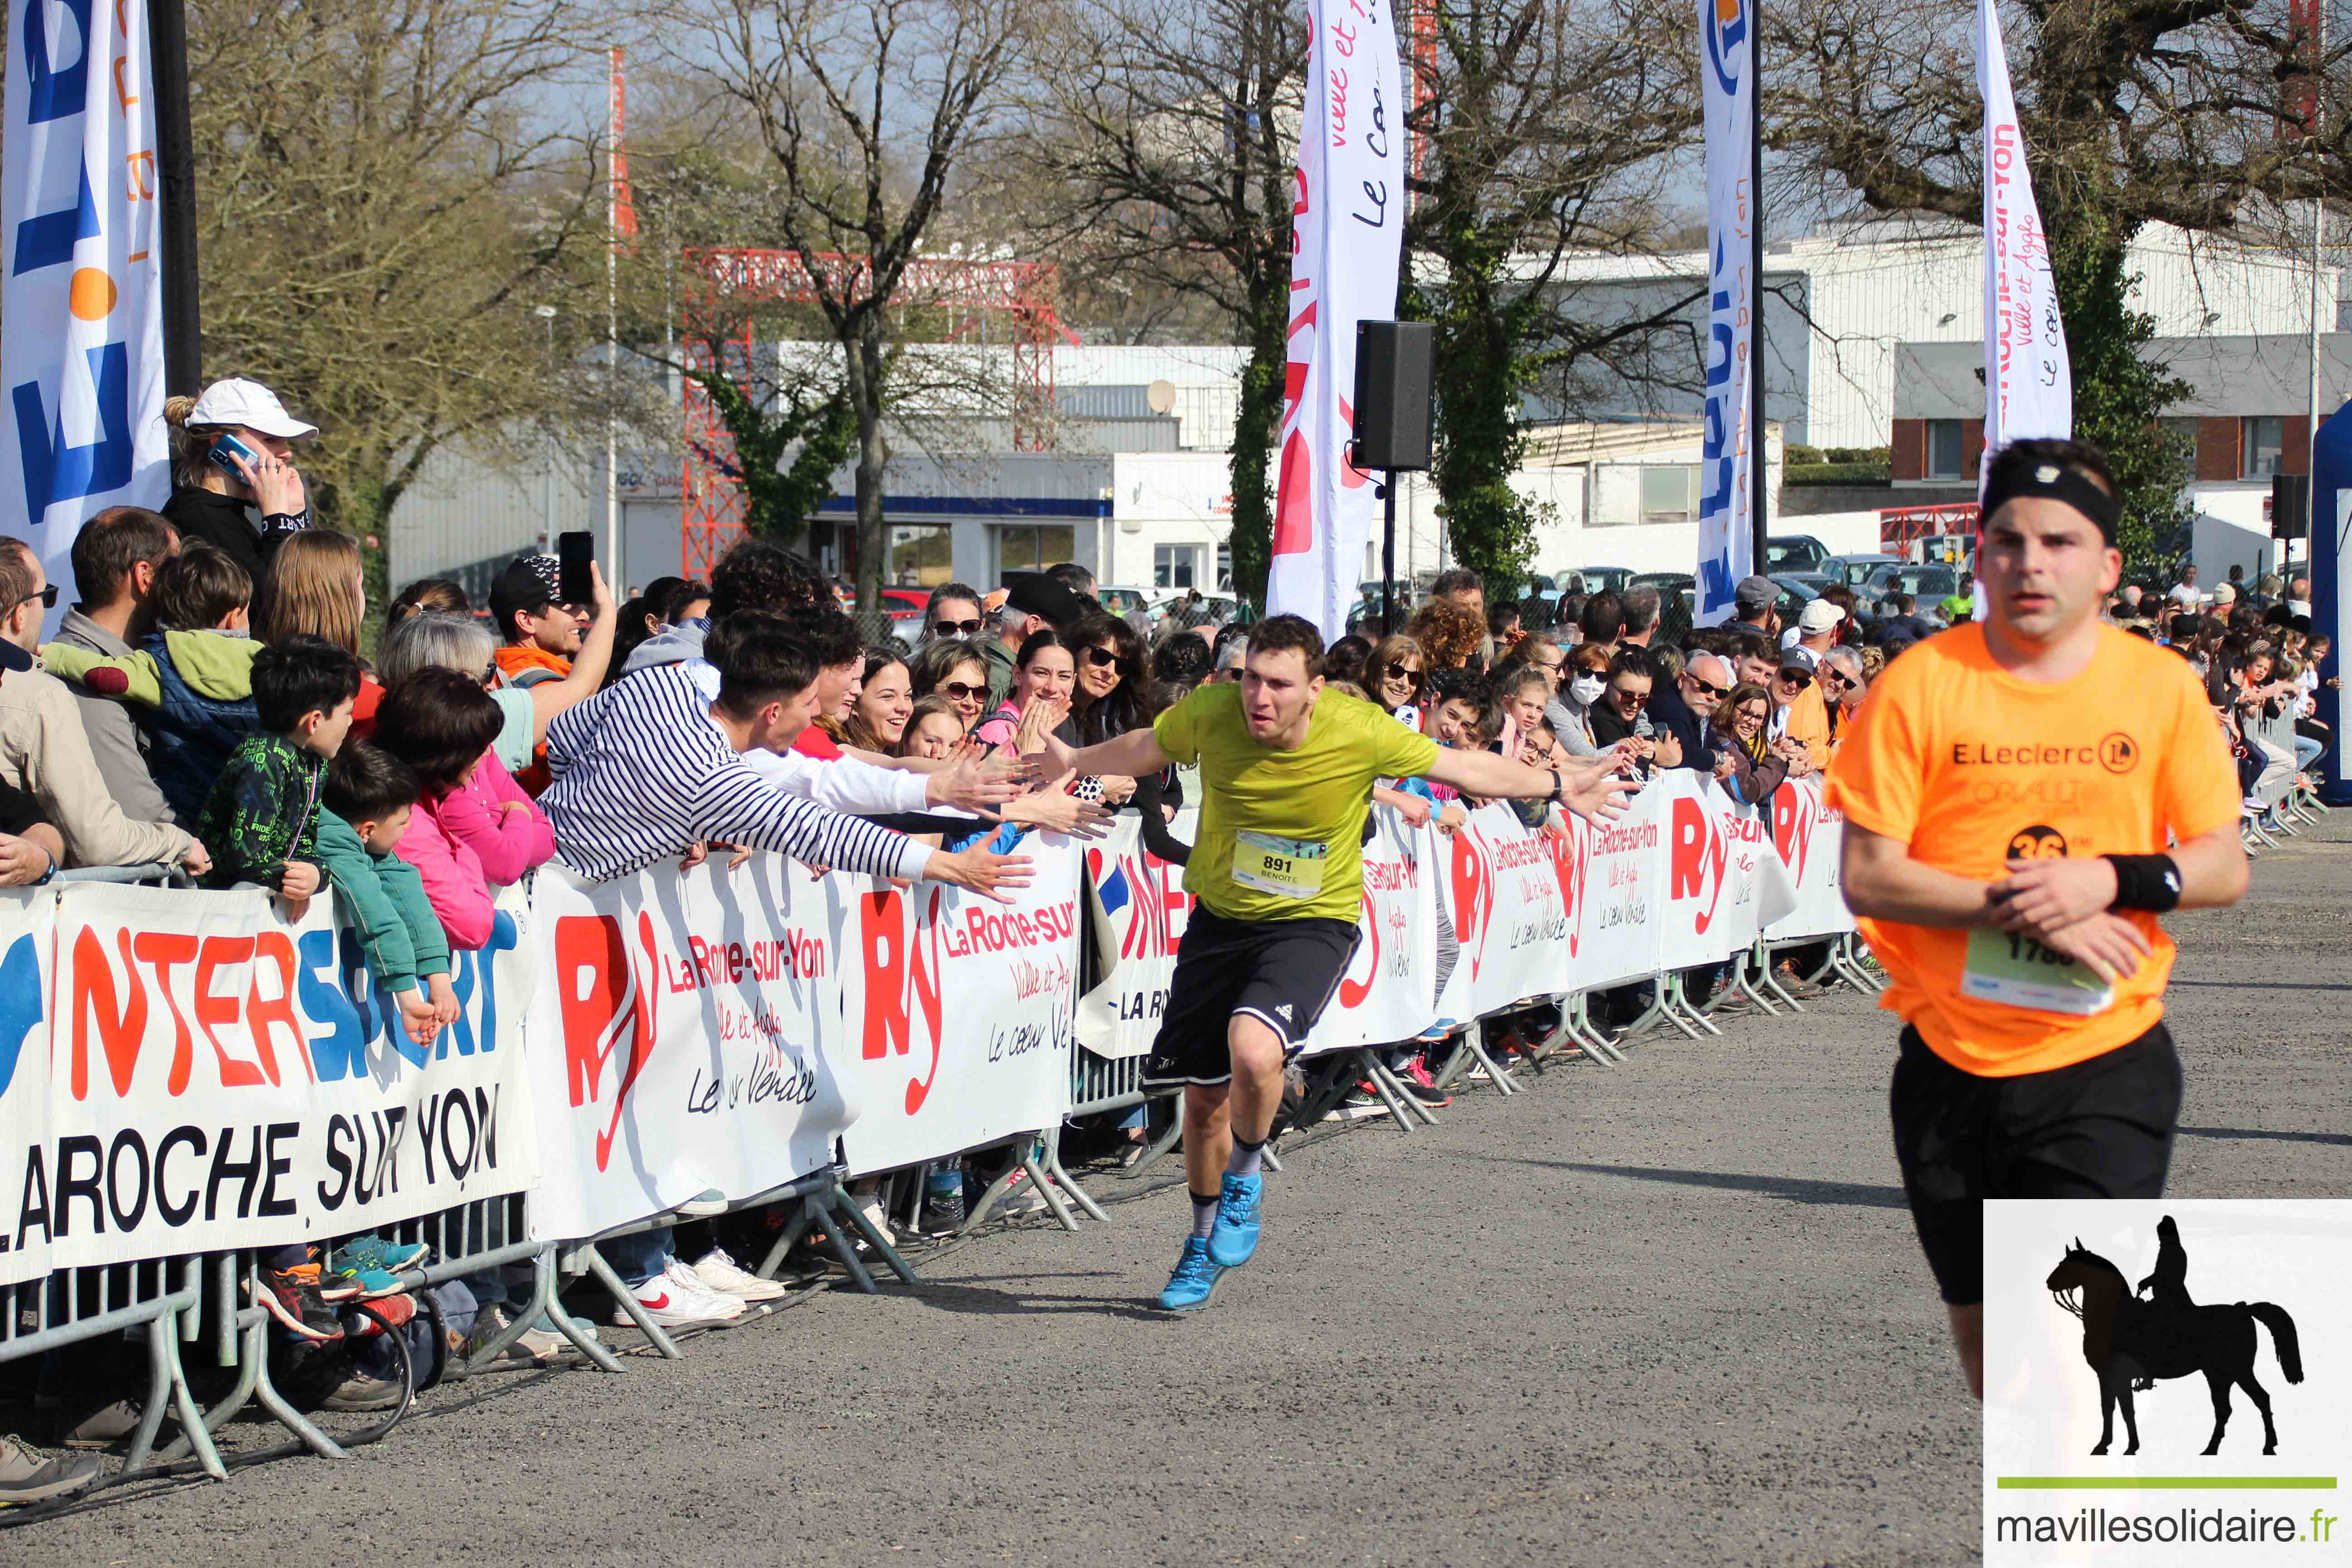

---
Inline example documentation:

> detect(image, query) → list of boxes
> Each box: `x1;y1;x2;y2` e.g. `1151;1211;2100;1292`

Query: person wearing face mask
1549;643;1613;759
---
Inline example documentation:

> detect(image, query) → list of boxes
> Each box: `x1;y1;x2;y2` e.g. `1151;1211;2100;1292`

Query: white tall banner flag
1265;0;1403;640
1695;0;1758;626
1978;0;2071;470
1;0;172;598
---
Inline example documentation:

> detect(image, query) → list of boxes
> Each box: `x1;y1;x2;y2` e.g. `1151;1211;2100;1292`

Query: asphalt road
15;817;2351;1567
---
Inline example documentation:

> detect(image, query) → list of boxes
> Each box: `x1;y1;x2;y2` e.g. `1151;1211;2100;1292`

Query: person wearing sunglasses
1707;681;1788;809
1818;645;1868;754
1648;648;1735;776
1068;611;1190;864
1364;634;1427;725
1767;646;1830;776
909;638;993;735
920;580;985;643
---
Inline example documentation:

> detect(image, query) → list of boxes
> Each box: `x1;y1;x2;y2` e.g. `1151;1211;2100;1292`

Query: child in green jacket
322;744;459;1047
192;635;357;917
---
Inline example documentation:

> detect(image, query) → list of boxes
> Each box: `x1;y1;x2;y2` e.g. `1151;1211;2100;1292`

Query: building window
1216;544;1233;590
995;523;1076;580
1154;544;1197;589
1925;419;1965;480
1639;465;1700;525
2241;416;2286;480
885;524;953;587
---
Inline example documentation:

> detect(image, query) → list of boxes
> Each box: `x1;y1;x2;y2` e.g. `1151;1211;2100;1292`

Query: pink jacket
394;752;554;949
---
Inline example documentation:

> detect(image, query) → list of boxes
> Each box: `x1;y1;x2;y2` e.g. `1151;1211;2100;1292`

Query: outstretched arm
1421;749;1634;823
1033;726;1173;782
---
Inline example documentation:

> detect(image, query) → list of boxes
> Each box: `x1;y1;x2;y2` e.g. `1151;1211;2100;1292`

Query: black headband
1980;460;2121;545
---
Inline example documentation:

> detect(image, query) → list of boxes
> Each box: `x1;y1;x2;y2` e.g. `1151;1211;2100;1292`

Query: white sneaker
673;1188;728;1217
852;1197;892;1246
609;1263;744;1328
691;1247;787;1302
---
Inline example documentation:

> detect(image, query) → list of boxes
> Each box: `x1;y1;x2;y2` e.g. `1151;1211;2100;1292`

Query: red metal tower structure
678;248;1071;579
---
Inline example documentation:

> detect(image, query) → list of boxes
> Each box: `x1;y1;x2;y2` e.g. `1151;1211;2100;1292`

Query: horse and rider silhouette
2045;1219;2303;1457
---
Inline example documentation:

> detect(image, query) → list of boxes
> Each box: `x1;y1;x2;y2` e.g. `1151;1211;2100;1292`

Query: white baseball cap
1797;599;1846;634
186;377;318;439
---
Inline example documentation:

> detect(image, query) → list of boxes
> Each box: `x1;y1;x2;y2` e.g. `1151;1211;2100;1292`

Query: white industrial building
386;221;2339;598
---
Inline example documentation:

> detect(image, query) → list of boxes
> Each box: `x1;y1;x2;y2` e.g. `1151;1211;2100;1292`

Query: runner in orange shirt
1825;437;2248;1401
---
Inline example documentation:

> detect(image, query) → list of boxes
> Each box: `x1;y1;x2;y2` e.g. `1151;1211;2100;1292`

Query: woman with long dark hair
1065;611;1186;865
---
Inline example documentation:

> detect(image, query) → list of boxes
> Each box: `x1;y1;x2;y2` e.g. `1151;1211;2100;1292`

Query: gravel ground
13;817;2350;1567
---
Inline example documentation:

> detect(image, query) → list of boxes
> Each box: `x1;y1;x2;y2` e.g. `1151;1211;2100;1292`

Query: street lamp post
535;305;558;554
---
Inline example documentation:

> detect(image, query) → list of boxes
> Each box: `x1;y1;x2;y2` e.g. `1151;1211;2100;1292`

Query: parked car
1556;566;1636;598
1827;553;1904;590
1857;563;1960;617
1906;533;1974;568
1764;534;1832;574
1093;584;1154;621
1768;572;1831;628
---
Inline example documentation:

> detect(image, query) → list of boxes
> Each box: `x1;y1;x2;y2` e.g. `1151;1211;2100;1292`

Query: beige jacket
0;666;193;868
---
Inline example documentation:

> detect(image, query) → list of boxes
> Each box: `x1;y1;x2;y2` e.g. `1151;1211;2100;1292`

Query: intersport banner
0;891;54;1285
1074;810;1196;1061
838;838;1082;1176
1264;0;1404;640
1297;809;1438;1056
1977;0;2070;472
524;860;853;1242
22;883;534;1274
1;0;172;603
1694;0;1758;626
1762;777;1856;941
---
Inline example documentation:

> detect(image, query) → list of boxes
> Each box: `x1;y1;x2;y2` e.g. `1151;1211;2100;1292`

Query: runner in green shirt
1031;614;1632;1311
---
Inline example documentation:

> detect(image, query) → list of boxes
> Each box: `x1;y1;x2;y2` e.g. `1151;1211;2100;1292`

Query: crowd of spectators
1;380;2332;1492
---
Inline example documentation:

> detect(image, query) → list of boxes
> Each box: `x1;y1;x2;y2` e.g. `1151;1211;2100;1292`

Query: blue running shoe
334;1233;431;1275
1155;1237;1225;1312
1205;1171;1261;1268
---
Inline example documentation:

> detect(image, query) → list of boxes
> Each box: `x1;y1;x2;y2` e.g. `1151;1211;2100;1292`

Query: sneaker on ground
691;1247;788;1303
326;1260;409;1301
466;1303;564;1364
1154;1237;1226;1312
1401;1056;1453;1107
255;1262;345;1342
1205;1171;1262;1268
672;1188;728;1218
0;1435;100;1505
609;1262;745;1329
57;1399;142;1450
997;1171;1049;1217
344;1294;416;1337
321;1373;405;1413
850;1196;893;1244
1344;1080;1380;1107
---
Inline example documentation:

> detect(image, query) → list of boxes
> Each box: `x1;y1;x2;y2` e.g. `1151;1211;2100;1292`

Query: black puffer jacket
161;485;310;586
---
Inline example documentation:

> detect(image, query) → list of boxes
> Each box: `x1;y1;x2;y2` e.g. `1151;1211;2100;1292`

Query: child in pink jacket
373;670;554;949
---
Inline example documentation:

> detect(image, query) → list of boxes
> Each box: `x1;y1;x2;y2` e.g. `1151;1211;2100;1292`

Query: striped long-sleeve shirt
541;665;934;884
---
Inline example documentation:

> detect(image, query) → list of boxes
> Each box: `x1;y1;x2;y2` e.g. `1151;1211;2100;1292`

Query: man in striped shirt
542;611;1030;901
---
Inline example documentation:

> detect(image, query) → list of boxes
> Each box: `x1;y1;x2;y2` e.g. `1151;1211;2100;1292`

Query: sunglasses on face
1686;674;1727;699
1384;662;1425;688
1612;686;1649;705
1777;670;1812;689
932;618;983;637
16;584;57;612
942;681;987;701
1820;670;1851;687
1081;645;1119;668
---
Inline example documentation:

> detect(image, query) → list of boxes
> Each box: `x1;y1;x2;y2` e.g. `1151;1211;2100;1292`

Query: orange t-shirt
1824;623;2239;1078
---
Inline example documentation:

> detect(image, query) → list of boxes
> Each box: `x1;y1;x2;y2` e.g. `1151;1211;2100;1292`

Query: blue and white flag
2;0;171;598
1695;0;1757;626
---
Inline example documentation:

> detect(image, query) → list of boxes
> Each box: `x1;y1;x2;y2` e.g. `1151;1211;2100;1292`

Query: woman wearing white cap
160;377;318;585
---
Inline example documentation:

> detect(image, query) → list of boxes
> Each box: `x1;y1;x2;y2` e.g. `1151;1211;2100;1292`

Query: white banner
1568;789;1668;991
1297;810;1437;1056
0;891;54;1284
1;0;172;601
1265;0;1404;640
1074;812;1196;1061
23;883;535;1272
1978;0;2070;472
838;840;1081;1176
1762;777;1856;942
1656;773;1752;972
1695;0;1758;626
1438;804;1577;1019
524;860;853;1242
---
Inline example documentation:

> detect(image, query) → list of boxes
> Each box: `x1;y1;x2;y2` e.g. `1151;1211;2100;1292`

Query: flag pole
607;48;624;576
1748;1;1767;574
147;0;201;395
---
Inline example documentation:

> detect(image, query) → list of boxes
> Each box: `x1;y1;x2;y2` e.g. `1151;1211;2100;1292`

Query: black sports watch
1548;767;1564;803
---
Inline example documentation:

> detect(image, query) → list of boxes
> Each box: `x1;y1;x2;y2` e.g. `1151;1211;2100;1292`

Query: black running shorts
1887;1021;2182;1306
1139;908;1360;1088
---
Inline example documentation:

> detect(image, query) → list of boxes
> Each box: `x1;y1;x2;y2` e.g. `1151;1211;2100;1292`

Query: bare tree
674;0;1033;628
188;0;612;588
1020;0;1305;601
1404;0;1701;591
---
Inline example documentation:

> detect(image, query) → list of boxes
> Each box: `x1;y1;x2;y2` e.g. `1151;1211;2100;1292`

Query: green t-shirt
1938;593;1974;622
1152;683;1439;924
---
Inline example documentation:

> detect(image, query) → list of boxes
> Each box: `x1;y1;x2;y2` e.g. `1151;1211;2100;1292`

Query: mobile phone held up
556;531;595;609
207;431;263;477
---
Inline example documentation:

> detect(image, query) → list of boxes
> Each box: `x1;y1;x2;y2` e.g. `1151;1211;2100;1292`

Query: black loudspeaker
2273;473;2311;540
1353;320;1436;472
